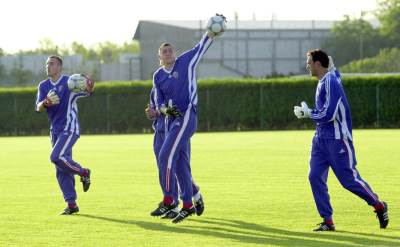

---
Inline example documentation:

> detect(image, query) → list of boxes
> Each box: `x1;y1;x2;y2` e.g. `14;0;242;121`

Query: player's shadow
190;217;400;246
78;214;399;246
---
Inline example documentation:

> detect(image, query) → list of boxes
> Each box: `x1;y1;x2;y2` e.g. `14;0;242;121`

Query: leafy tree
376;0;400;46
340;48;400;72
0;64;5;81
34;38;60;55
322;14;384;66
121;41;140;54
94;41;119;63
10;56;33;85
0;48;5;80
71;42;96;60
7;39;140;63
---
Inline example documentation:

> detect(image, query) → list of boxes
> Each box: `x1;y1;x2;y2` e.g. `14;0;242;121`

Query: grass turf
0;130;399;246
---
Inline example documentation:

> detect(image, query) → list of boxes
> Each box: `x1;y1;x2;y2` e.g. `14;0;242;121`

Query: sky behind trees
1;0;377;53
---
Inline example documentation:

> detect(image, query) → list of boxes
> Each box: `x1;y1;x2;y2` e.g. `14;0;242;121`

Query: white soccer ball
67;74;88;93
207;14;227;37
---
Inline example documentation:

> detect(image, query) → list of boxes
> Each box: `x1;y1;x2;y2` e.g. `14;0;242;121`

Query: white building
133;20;334;79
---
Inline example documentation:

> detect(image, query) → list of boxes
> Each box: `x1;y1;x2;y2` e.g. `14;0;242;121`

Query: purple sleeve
178;34;213;65
153;73;165;110
149;87;156;109
35;84;46;111
309;76;342;123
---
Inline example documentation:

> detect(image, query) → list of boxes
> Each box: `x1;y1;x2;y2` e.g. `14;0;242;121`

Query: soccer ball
67;74;88;93
206;14;227;37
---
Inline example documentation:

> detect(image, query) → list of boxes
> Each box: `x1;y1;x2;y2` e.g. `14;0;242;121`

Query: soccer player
150;15;225;223
35;55;94;215
294;49;389;231
145;87;204;219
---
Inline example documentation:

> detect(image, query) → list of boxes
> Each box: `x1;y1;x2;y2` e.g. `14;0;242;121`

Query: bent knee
339;180;355;191
50;153;62;164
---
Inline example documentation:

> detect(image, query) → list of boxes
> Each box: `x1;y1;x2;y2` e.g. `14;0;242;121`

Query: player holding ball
150;14;226;223
35;55;94;215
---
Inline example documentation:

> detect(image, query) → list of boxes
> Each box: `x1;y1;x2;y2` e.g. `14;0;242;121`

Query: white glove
328;56;335;72
44;90;60;107
294;101;311;119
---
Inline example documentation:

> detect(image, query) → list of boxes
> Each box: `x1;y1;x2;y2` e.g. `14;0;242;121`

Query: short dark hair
307;49;329;68
48;55;63;66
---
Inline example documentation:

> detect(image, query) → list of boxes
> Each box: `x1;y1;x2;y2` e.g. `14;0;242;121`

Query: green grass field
0;130;399;246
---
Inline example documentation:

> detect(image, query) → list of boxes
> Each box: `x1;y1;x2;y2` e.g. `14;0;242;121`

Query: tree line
1;0;399;85
322;0;400;72
4;38;140;63
0;40;140;85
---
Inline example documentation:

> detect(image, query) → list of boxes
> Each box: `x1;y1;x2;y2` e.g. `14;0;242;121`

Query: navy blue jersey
310;70;353;140
35;75;90;135
153;35;213;113
149;86;165;133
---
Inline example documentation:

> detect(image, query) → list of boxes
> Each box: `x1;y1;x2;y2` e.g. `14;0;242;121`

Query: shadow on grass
337;229;400;241
194;218;400;246
78;214;399;246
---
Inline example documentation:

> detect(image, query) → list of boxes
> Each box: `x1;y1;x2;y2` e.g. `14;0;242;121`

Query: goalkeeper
293;49;388;231
35;55;94;215
145;88;204;220
149;14;226;223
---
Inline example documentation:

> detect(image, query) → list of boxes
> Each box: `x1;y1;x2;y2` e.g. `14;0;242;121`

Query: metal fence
1;81;399;136
0;54;141;86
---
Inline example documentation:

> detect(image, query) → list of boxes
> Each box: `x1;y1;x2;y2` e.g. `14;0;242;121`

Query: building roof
154;20;336;29
133;19;379;40
133;20;337;40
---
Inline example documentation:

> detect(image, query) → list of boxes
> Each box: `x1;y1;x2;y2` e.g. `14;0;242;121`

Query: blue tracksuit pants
158;108;198;205
50;130;83;203
154;131;200;204
309;136;380;220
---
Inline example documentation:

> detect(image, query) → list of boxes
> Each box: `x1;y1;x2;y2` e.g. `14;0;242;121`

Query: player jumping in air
35;55;94;215
294;49;389;231
146;87;204;219
149;14;226;223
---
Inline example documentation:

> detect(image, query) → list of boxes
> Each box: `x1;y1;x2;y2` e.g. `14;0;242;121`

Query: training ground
0;130;399;246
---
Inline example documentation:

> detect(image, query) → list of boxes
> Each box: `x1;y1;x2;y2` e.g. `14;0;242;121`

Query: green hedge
0;76;399;136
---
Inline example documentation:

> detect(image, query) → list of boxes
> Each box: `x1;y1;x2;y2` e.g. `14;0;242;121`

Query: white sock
193;192;201;202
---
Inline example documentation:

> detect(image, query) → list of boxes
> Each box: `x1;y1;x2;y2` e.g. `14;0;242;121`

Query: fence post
206;88;210;131
106;94;111;132
14;96;17;134
376;84;380;127
259;84;264;130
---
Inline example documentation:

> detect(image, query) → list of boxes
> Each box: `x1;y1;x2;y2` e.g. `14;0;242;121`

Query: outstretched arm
179;14;226;62
206;13;227;39
206;30;216;39
328;56;342;81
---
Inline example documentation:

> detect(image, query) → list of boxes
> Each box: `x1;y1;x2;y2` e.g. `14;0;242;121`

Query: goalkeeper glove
82;74;94;93
216;13;227;23
328;56;335;72
145;104;159;120
294;101;311;119
43;90;60;107
160;105;181;117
